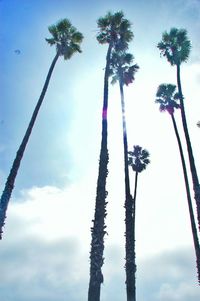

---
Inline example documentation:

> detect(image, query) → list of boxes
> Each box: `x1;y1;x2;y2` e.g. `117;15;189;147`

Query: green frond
114;38;129;51
159;103;167;112
71;42;82;53
128;145;150;173
109;50;139;86
156;83;176;98
45;38;56;46
110;74;118;85
46;18;83;59
63;48;73;60
48;24;57;35
111;11;124;28
96;11;133;48
120;20;133;41
48;25;59;41
56;19;72;32
155;83;180;114
72;31;84;43
129;64;139;73
174;92;181;100
124;53;134;64
97;12;112;29
158;27;191;65
96;32;108;44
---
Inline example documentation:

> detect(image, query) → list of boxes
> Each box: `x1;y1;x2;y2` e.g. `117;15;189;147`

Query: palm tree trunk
119;78;136;301
0;52;60;239
132;171;138;229
176;64;200;231
133;172;138;210
171;113;200;283
88;43;112;301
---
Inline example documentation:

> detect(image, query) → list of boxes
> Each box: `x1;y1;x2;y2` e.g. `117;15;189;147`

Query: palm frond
128;145;150;173
96;11;133;48
56;19;72;32
72;31;84;43
45;38;56;46
158;27;191;65
46;18;83;59
109;50;138;86
111;11;124;29
155;83;180;114
48;25;59;41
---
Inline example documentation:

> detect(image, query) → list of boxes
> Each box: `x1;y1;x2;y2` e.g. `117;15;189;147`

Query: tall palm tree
109;50;139;301
156;83;200;283
157;28;200;231
88;12;133;301
127;145;150;298
0;19;83;239
128;145;150;207
128;145;150;295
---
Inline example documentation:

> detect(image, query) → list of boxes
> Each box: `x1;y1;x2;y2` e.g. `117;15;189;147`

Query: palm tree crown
128;145;150;173
109;50;139;85
157;28;191;66
46;18;83;59
97;11;133;50
155;83;180;115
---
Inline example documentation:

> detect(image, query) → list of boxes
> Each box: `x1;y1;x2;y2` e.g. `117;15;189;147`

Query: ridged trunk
119;78;136;301
88;43;112;301
176;64;200;231
0;52;60;239
133;172;138;209
171;113;200;284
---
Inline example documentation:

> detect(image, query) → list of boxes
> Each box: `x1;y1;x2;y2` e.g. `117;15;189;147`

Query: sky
0;0;200;300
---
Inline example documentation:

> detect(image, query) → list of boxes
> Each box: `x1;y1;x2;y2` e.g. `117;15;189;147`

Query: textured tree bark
171;113;200;284
133;172;138;210
88;43;112;301
119;78;136;301
0;52;60;239
176;64;200;231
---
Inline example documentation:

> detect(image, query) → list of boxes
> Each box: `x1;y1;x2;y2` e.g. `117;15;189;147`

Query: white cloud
1;219;199;301
5;181;95;245
157;282;200;300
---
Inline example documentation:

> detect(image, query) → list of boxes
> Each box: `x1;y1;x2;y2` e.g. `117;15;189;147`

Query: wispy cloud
0;183;199;300
1;225;199;301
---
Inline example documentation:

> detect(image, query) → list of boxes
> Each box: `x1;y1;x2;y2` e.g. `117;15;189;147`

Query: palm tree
157;28;200;231
109;50;139;301
0;19;83;239
127;145;150;299
128;145;150;295
128;145;150;205
88;12;133;301
156;83;200;283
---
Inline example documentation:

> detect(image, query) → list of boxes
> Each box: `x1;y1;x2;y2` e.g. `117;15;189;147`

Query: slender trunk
119;78;136;301
133;172;138;210
171;113;200;284
0;52;60;239
132;171;138;229
131;171;138;299
88;43;112;301
176;64;200;230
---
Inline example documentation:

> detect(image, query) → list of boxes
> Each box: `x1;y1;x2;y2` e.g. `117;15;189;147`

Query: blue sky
0;0;200;300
